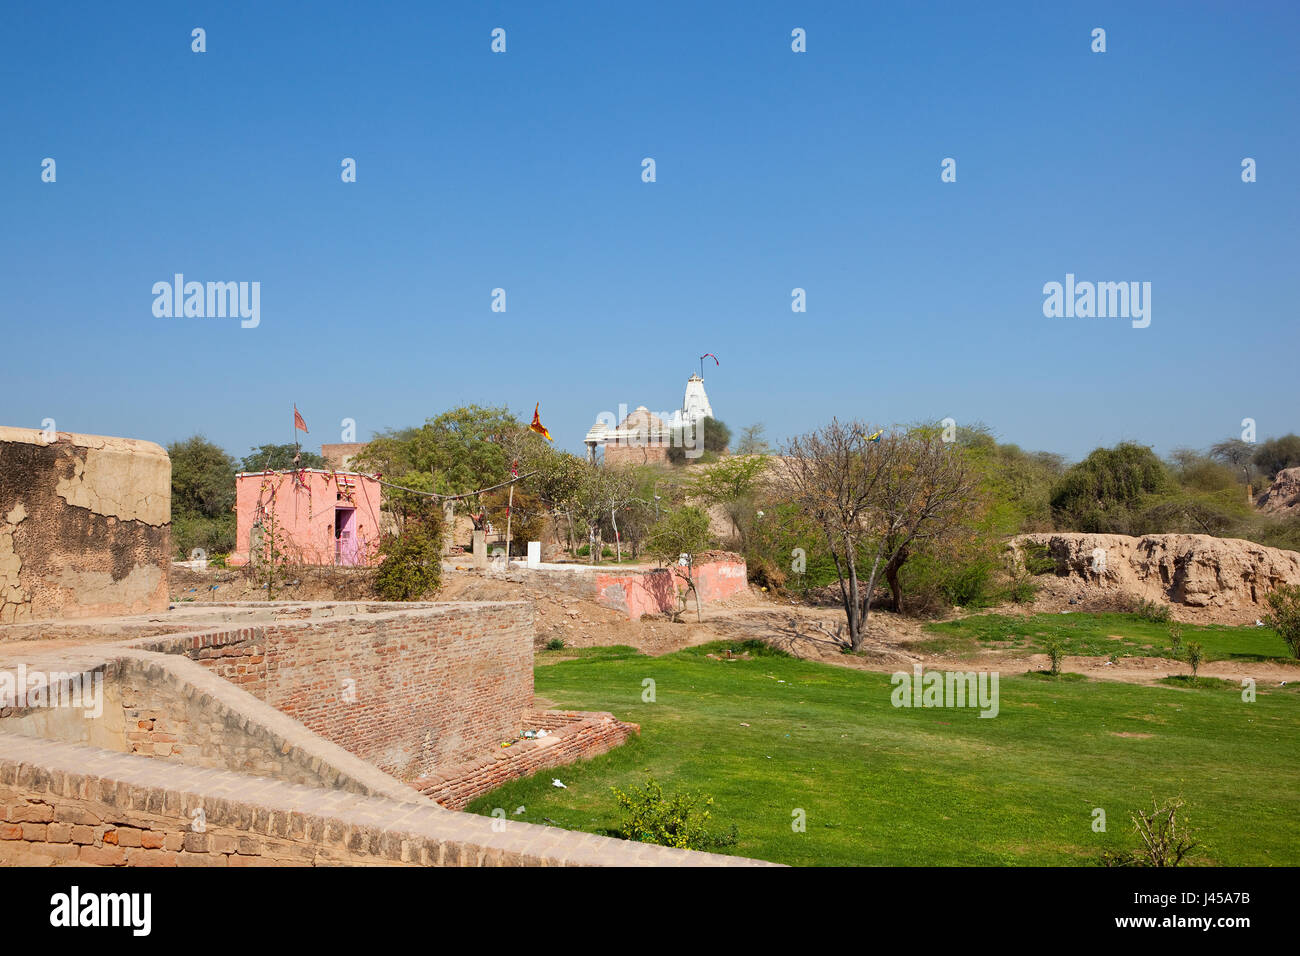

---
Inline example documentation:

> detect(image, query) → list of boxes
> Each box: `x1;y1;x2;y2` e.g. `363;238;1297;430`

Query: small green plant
1185;641;1204;678
1043;637;1064;676
1135;599;1172;623
610;777;737;851
544;637;566;651
1167;624;1184;660
1264;584;1300;659
1102;796;1199;867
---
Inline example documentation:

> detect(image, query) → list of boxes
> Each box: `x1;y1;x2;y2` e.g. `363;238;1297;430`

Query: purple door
335;508;359;565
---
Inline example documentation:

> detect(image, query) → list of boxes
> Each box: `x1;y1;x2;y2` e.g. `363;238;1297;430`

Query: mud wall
0;427;170;622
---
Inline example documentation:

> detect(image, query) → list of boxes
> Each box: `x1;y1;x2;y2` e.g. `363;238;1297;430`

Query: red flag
700;352;719;366
529;404;552;441
293;406;309;433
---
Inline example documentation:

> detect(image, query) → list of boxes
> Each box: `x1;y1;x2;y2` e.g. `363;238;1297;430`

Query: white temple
672;374;714;429
584;374;714;463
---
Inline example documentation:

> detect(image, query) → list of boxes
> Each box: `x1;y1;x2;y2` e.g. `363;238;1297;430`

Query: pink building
228;470;385;567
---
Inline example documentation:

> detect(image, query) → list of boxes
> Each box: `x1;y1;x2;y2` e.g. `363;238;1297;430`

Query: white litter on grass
551;779;567;789
513;806;525;815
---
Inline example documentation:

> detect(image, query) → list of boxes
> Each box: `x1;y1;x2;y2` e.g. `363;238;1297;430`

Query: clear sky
3;1;1296;463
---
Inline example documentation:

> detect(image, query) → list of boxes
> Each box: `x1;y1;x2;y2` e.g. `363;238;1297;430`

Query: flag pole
504;480;515;566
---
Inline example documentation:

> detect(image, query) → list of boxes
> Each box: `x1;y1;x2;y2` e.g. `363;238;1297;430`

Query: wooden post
504;481;515;566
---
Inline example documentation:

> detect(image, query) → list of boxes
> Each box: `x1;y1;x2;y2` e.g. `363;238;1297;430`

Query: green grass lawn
917;612;1294;662
467;637;1300;866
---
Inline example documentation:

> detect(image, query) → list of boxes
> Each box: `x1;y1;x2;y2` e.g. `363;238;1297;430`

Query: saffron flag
529;404;552;441
293;406;309;433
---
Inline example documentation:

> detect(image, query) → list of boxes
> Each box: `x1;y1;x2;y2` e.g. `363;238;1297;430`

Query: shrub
1185;641;1204;678
1043;637;1064;676
1264;584;1300;659
544;637;566;651
374;519;444;601
1134;599;1172;623
1102;796;1199;867
1167;625;1184;660
610;778;737;851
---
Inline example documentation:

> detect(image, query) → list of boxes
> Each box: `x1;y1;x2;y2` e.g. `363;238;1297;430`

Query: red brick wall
413;710;639;810
0;734;773;867
139;603;534;780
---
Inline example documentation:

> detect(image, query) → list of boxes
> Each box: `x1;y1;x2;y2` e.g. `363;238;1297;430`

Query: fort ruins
0;426;770;867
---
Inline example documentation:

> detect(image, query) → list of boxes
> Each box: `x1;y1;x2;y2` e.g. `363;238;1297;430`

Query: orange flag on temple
529;403;552;441
293;406;309;433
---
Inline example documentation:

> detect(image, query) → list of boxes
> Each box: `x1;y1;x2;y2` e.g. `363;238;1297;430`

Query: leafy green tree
1253;434;1300;482
1264;584;1300;659
1049;442;1174;533
667;417;732;465
168;435;237;560
238;444;327;472
688;454;768;548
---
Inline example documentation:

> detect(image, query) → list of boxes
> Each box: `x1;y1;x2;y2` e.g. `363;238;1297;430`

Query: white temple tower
680;374;713;425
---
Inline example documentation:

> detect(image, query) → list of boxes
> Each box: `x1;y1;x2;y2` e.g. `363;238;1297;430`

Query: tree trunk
885;545;909;613
846;551;861;650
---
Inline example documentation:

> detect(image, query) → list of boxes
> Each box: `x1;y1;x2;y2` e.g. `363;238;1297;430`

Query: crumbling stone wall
0;427;170;622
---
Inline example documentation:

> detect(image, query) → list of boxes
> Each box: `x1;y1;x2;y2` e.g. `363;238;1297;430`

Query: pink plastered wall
228;471;384;567
593;555;748;619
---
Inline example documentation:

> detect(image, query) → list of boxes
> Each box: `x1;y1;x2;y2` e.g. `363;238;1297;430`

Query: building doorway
335;507;359;566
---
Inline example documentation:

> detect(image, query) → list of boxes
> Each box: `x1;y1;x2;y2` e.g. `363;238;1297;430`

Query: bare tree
1209;437;1256;500
778;420;978;651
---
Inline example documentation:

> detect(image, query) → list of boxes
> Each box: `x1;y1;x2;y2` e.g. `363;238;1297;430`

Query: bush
1167;625;1184;660
544;637;565;651
1101;796;1199;867
171;513;236;560
610;778;737;851
1134;599;1172;623
1185;641;1204;678
374;519;444;601
1264;584;1300;659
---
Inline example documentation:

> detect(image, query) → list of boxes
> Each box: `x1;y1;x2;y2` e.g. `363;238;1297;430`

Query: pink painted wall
593;555;748;620
227;471;384;567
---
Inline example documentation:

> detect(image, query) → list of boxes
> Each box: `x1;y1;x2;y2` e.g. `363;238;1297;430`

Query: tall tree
239;443;328;472
168;436;236;519
778;421;977;650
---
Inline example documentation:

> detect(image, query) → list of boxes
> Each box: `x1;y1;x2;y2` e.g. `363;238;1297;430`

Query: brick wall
135;602;535;780
0;734;775;867
413;710;639;810
0;652;422;802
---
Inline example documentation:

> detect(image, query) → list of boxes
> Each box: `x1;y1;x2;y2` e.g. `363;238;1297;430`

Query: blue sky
3;1;1297;463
